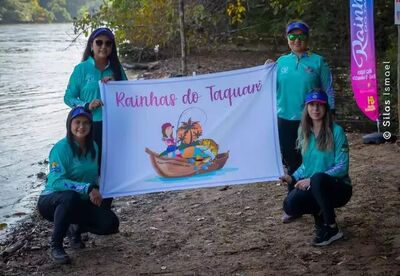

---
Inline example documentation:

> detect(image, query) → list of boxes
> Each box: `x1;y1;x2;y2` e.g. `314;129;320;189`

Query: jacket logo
281;67;288;74
86;75;95;83
50;162;61;173
304;66;314;74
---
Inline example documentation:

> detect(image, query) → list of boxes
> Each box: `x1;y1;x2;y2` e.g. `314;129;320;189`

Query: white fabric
99;64;283;197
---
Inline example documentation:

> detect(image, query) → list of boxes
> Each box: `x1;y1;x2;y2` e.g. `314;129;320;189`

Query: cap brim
306;100;327;104
287;22;309;34
72;113;92;120
91;28;115;41
96;31;114;40
287;27;308;34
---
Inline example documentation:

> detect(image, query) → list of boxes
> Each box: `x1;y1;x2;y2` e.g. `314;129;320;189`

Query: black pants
283;173;352;225
278;117;302;175
92;121;103;168
93;121;113;207
37;191;119;247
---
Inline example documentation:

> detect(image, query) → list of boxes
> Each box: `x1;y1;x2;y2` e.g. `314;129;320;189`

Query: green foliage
71;0;396;63
66;0;103;18
185;3;217;52
226;0;246;25
269;0;312;17
74;0;227;53
0;0;29;23
47;0;71;22
75;0;103;18
74;0;176;47
0;0;53;23
0;0;102;23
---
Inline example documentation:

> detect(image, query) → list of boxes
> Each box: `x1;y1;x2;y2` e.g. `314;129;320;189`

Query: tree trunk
179;0;187;75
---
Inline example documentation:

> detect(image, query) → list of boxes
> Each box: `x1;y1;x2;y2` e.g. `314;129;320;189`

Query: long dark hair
297;102;334;153
66;109;96;160
81;28;123;81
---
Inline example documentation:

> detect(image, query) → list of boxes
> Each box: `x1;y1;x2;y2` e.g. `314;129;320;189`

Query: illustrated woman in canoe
160;122;182;158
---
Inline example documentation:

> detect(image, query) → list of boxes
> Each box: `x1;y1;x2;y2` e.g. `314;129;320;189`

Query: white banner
100;64;282;198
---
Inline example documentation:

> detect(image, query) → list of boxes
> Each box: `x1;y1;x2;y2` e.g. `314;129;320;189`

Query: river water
0;23;86;233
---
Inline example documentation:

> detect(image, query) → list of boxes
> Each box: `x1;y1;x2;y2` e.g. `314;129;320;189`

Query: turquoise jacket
41;138;99;199
64;56;127;122
276;51;335;120
292;123;351;185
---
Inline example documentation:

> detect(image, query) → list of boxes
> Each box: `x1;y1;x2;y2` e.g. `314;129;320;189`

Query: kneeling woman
280;90;352;246
37;106;119;264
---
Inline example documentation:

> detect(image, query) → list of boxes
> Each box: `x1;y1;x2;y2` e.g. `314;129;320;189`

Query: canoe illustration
145;147;229;178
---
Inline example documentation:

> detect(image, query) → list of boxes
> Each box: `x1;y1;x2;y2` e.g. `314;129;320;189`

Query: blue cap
71;106;92;121
305;90;328;104
287;21;309;34
89;27;115;42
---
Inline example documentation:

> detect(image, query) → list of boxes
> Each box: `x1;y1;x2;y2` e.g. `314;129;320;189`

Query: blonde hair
296;103;334;153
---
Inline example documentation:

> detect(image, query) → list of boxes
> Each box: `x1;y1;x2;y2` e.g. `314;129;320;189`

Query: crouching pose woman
37;106;119;264
280;90;352;246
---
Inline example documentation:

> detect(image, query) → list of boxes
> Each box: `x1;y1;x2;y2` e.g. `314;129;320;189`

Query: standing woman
280;90;352;246
276;20;335;222
37;107;119;264
64;27;127;167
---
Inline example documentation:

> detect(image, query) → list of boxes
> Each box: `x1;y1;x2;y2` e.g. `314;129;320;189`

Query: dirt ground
1;52;400;275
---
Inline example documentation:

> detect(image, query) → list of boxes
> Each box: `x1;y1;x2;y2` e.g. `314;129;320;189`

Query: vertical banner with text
350;0;379;121
99;64;283;198
395;0;400;25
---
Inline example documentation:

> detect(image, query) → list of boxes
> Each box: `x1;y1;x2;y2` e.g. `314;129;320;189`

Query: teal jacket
276;51;335;120
64;56;127;122
292;123;351;185
41;138;99;199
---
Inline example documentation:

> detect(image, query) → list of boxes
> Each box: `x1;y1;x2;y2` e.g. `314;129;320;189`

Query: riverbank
0;23;84;230
1;133;399;275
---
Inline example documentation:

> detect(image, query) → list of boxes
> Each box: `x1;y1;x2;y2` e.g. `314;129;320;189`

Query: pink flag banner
350;0;379;121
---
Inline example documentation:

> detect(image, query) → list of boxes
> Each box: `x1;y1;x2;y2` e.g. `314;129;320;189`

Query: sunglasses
287;33;308;41
94;39;113;47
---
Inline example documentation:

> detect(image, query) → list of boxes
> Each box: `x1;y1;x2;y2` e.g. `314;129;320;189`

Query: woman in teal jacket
64;27;127;169
37;106;119;264
280;90;352;246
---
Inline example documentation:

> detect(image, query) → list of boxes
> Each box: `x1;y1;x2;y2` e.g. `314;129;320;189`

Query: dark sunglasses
287;33;308;41
94;39;113;47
